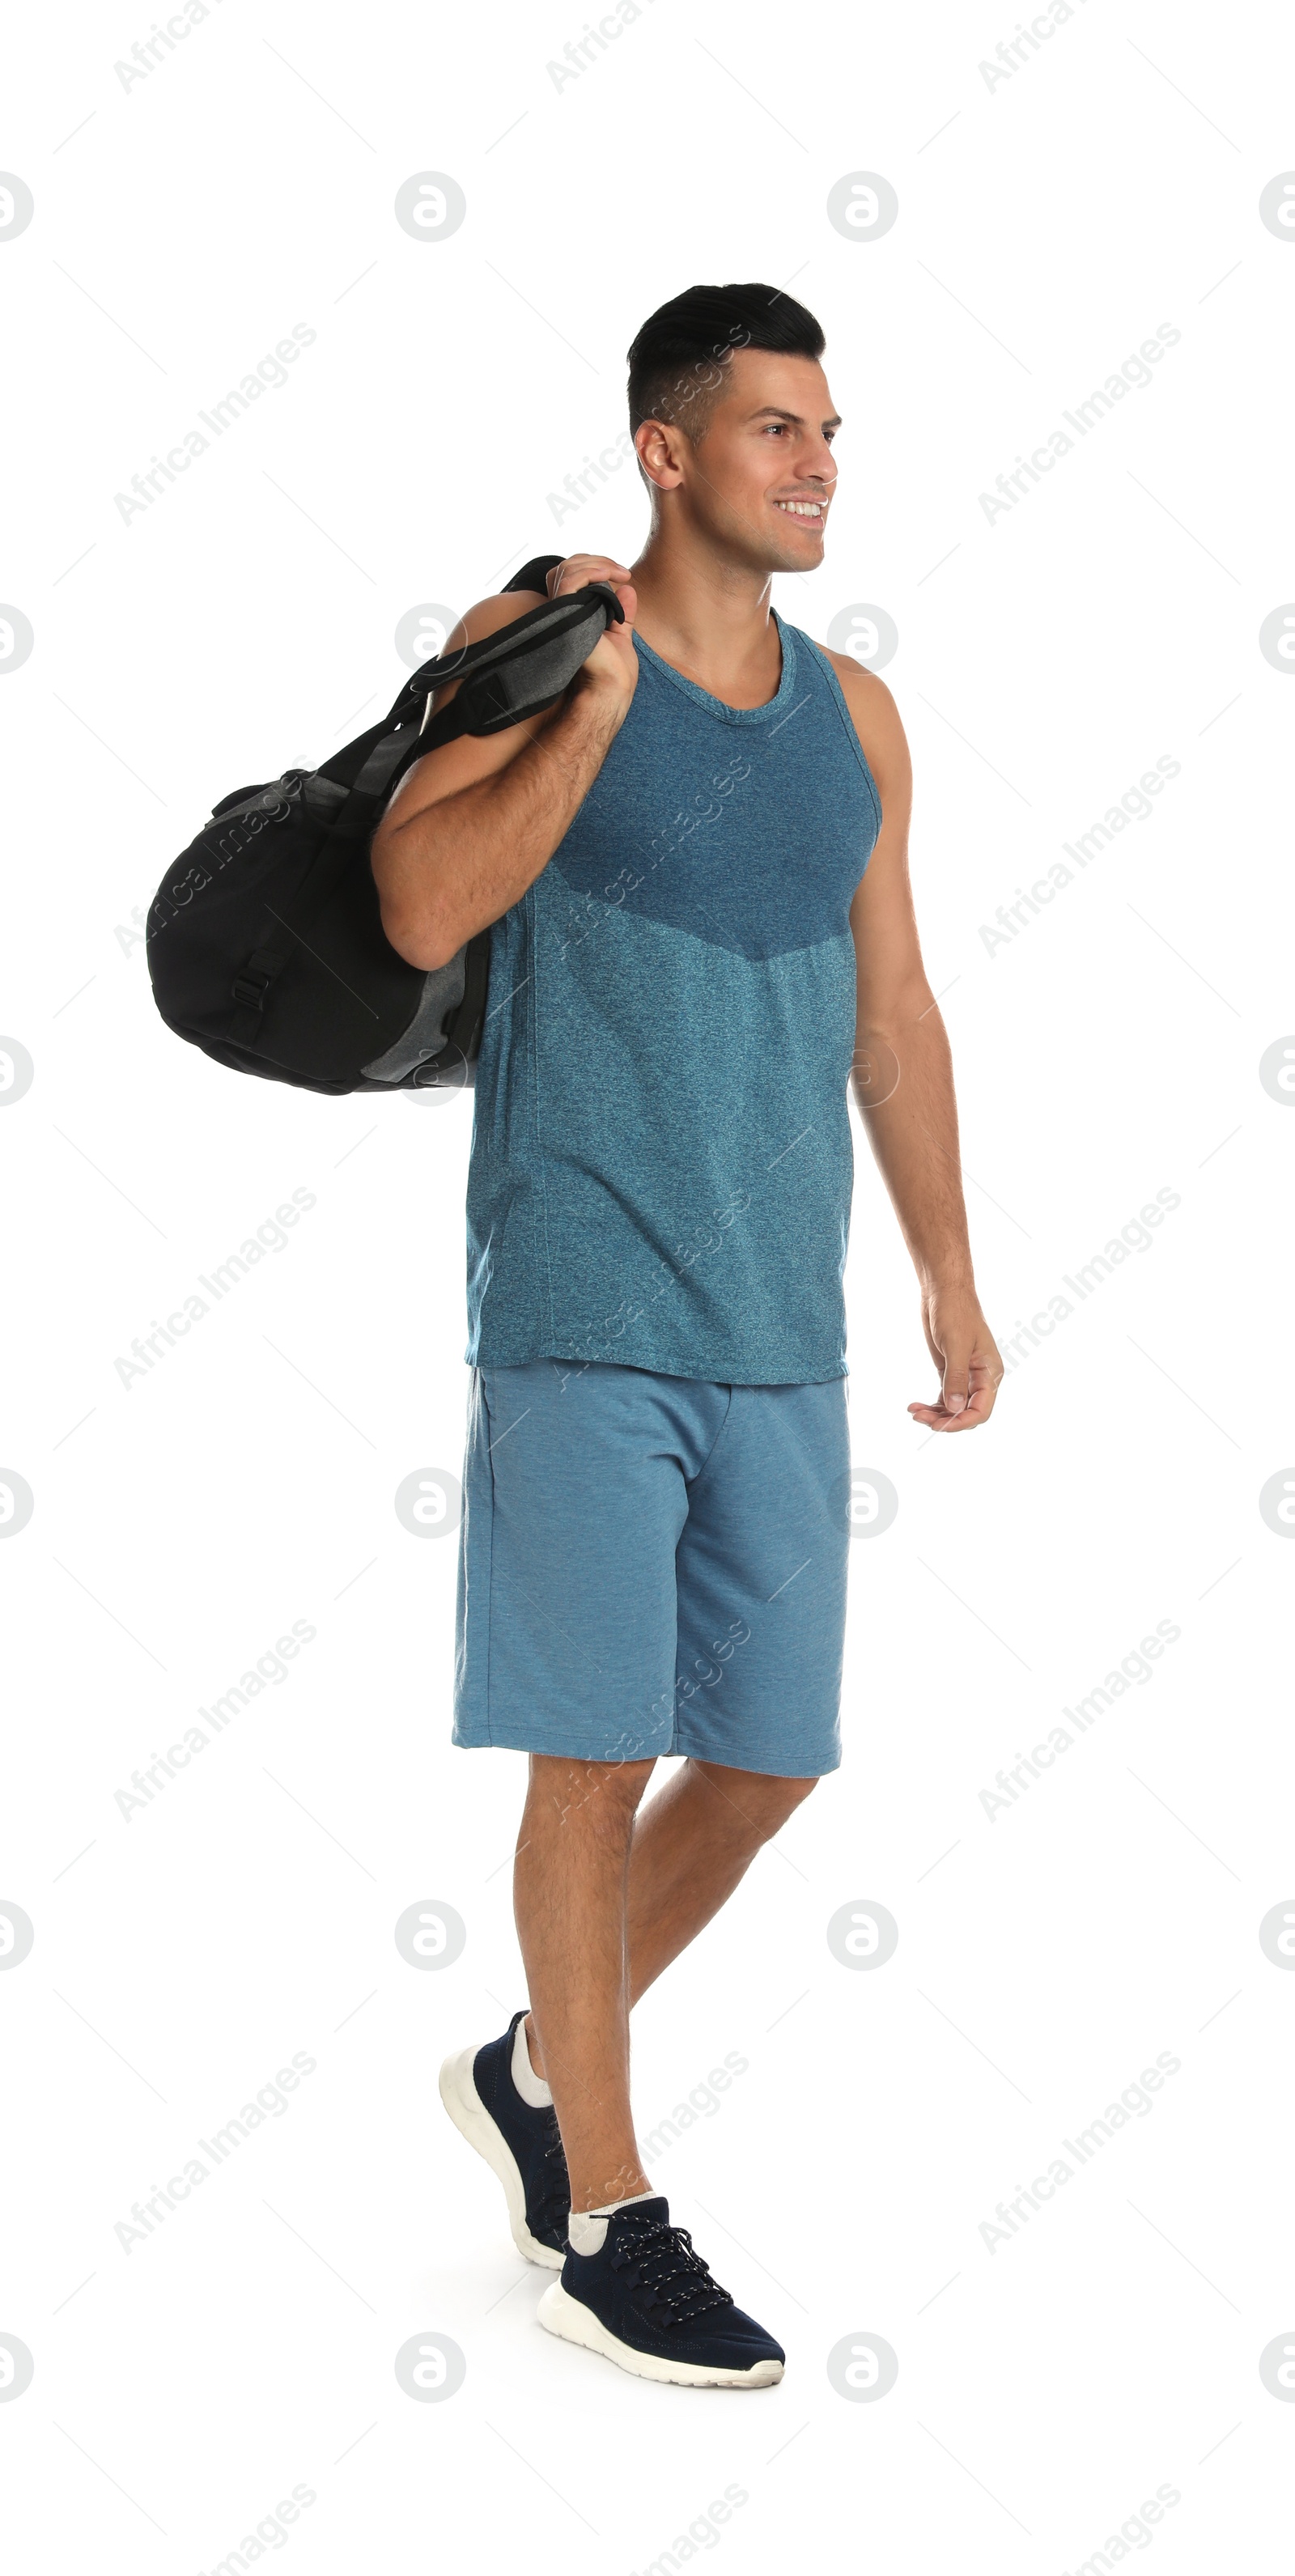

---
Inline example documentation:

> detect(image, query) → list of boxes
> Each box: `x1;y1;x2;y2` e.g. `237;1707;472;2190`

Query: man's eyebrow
747;405;843;431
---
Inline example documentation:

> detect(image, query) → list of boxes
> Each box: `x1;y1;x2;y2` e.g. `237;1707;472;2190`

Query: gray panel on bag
474;605;607;720
362;951;467;1080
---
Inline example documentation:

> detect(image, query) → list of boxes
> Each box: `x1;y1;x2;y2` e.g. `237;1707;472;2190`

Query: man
371;282;1001;2389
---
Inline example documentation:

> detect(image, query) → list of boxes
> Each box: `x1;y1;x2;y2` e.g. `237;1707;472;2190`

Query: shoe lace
608;2214;735;2328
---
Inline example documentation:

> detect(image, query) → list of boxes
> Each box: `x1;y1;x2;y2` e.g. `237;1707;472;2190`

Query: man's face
645;348;840;572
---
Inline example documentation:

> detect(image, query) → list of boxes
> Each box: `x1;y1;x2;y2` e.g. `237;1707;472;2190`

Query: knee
758;1773;819;1837
529;1754;655;1837
696;1763;819;1841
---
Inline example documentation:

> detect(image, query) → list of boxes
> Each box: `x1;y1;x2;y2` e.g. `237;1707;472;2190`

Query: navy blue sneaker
537;2196;784;2387
439;2009;569;2268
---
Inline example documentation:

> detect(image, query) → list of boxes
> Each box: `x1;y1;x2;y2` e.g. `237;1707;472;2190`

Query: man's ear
635;418;686;490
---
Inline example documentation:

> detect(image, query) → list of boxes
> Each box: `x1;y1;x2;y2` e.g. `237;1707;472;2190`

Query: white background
2;1;1294;2568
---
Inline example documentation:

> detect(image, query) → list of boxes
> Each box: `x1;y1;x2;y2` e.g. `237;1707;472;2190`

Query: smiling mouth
773;498;827;522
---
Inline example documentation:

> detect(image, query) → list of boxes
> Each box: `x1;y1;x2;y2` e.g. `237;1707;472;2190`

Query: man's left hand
909;1287;1003;1433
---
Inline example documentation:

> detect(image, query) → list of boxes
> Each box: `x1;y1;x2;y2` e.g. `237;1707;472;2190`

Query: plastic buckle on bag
231;965;274;1013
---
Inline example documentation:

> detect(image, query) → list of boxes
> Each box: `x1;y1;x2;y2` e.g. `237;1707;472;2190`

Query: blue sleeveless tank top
464;614;881;1383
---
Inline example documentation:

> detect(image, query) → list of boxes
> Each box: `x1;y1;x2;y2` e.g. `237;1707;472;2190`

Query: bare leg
513;1755;655;2213
624;1759;817;2004
516;1755;817;2207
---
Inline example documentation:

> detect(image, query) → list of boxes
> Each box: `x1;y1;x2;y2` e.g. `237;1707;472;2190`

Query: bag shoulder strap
373;579;622;737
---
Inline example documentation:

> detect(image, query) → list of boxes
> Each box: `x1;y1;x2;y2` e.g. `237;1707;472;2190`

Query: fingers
941;1354;970;1418
548;555;638;645
963;1349;1000;1417
908;1347;1001;1434
599;575;638;626
549;553;635;601
907;1389;992;1434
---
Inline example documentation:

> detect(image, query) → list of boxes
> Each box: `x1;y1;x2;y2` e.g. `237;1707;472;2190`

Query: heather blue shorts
452;1359;850;1777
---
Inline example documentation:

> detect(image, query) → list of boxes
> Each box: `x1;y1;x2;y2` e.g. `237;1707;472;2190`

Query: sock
511;2014;552;2109
567;2189;656;2256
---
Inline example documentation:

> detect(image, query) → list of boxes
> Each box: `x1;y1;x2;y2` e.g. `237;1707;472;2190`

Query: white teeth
775;500;823;518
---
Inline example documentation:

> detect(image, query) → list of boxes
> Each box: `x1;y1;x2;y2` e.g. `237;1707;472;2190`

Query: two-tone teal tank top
463;613;881;1384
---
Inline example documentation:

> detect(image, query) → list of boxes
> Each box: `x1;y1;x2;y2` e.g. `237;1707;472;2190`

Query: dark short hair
626;282;826;438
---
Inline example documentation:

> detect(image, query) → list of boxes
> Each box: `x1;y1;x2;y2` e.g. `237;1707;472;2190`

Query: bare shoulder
820;647;911;804
374;590;550;844
453;587;546;643
430;588;546;704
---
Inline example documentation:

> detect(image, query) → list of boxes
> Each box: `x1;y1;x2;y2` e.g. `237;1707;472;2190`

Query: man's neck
629;527;783;709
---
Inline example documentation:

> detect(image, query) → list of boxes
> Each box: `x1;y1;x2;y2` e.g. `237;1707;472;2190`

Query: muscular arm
371;563;638;970
829;650;1003;1433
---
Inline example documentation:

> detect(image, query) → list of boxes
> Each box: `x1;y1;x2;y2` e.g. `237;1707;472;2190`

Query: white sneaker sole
437;2043;566;2271
537;2281;783;2387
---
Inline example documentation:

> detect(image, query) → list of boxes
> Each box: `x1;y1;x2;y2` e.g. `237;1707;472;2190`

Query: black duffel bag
146;554;615;1095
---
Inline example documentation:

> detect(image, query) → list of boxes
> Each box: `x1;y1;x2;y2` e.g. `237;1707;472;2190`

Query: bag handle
503;554;564;596
377;579;623;735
